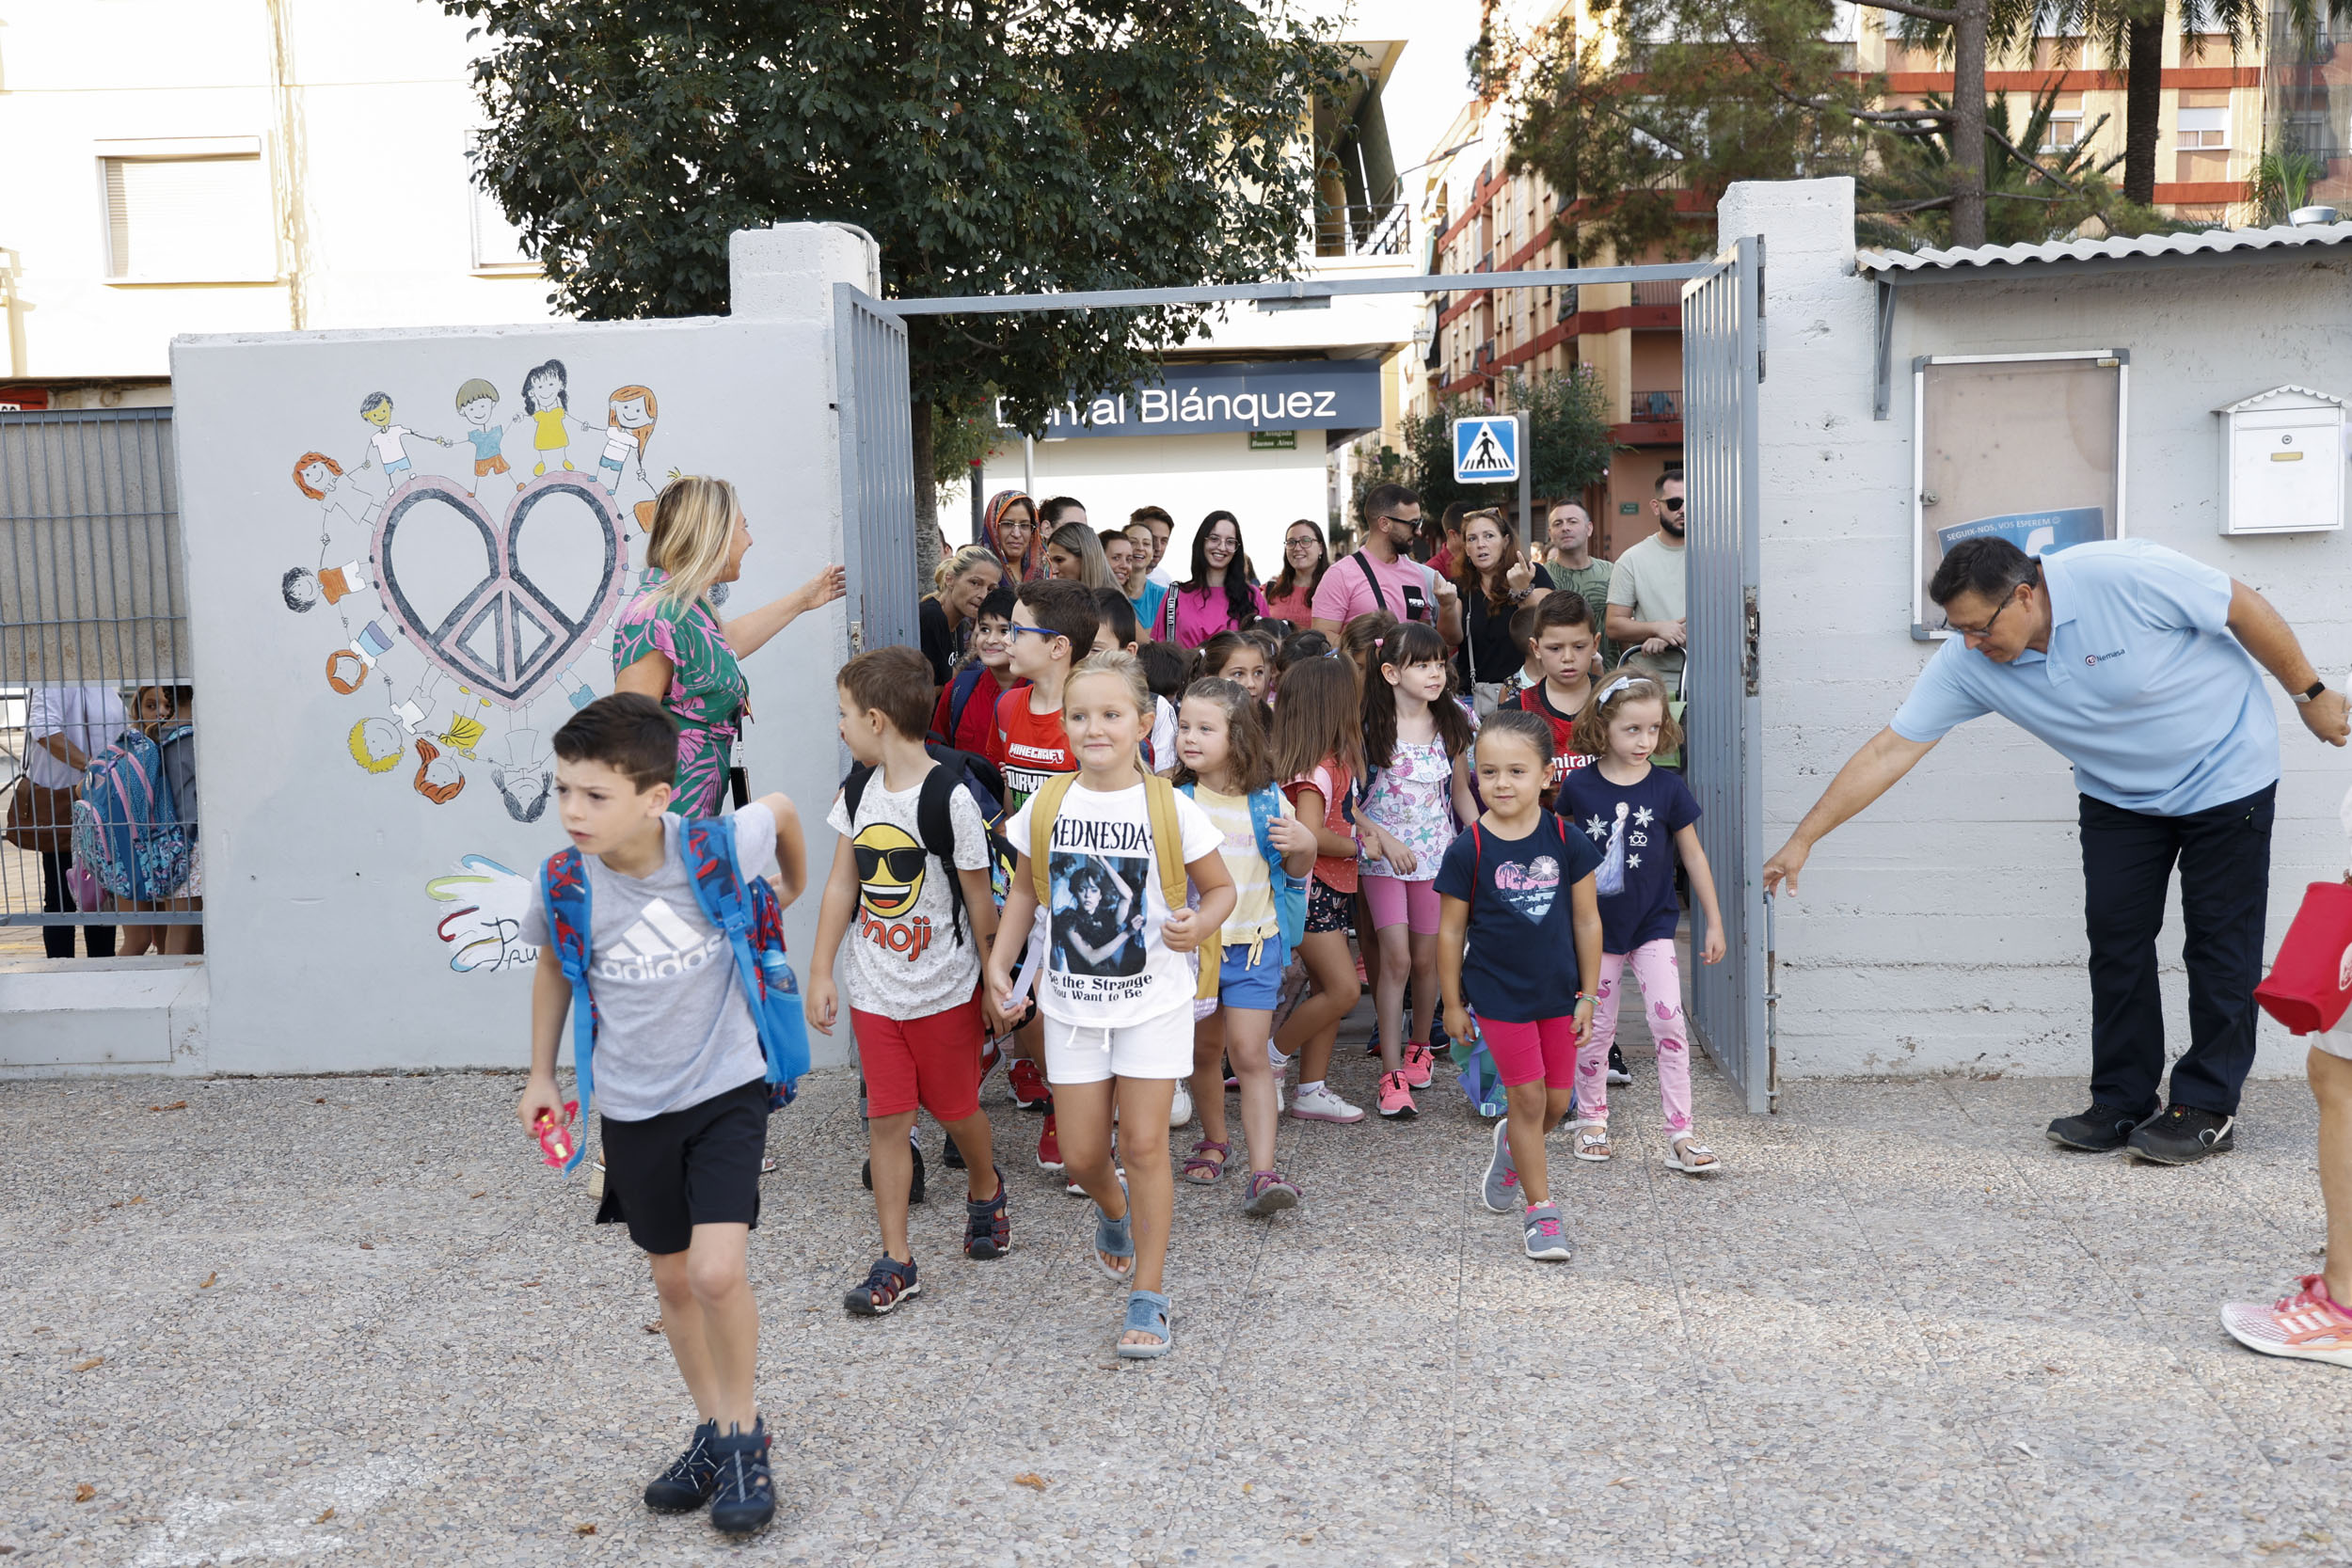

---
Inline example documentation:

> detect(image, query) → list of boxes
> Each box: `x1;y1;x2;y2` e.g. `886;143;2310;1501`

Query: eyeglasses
1005;624;1063;642
1377;514;1419;528
1660;496;1685;512
1940;591;2017;641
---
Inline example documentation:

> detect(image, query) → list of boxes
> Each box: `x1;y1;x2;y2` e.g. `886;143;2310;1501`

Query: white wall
1733;178;2352;1082
167;226;872;1074
979;435;1331;585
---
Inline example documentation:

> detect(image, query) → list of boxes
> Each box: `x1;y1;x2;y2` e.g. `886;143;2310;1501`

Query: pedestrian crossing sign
1452;416;1518;482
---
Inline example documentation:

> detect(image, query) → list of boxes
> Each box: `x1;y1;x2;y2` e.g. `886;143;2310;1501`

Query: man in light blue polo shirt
1763;536;2349;1165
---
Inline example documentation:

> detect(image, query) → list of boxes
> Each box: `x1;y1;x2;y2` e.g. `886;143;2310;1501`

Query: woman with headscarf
978;490;1044;582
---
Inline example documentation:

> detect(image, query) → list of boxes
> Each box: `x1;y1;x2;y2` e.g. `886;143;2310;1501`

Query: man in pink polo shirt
1311;483;1462;642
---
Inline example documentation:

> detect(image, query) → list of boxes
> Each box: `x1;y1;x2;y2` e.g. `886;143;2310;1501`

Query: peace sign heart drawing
372;472;628;706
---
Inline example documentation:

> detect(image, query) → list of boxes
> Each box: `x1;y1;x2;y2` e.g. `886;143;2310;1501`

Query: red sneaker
1401;1042;1435;1089
1035;1112;1064;1173
1009;1056;1051;1111
2223;1275;2352;1367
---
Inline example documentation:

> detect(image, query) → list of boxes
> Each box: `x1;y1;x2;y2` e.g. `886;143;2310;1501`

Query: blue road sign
1453;416;1518;482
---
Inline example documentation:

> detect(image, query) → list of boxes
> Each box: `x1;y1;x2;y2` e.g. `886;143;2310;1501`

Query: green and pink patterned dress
610;569;748;816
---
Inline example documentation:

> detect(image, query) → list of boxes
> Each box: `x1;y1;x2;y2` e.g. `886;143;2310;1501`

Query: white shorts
1042;1004;1195;1085
2315;1027;2352;1063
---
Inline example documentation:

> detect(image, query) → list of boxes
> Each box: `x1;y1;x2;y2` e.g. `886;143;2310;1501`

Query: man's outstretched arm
2228;578;2350;748
1761;726;1940;895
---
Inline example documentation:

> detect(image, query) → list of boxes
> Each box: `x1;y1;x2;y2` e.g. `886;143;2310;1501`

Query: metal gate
834;284;918;657
1680;236;1768;1110
0;407;199;934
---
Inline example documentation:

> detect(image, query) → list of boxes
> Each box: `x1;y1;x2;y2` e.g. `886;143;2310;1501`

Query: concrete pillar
729;223;882;322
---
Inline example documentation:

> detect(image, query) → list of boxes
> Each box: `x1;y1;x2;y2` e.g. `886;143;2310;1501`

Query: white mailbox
2215;385;2347;535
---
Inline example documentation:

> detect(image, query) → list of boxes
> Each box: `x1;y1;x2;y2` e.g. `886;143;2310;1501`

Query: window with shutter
103;155;276;281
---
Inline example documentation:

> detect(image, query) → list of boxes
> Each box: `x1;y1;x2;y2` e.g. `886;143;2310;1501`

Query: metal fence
834;284;919;659
1679;236;1767;1110
0;407;201;947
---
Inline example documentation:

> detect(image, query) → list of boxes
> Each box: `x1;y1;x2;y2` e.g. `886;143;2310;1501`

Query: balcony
1629;389;1682;422
1629;279;1683;309
1314;202;1411;259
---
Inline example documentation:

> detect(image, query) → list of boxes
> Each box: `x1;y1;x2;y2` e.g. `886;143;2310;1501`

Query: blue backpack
1178;781;1306;950
538;816;810;1172
72;724;193;900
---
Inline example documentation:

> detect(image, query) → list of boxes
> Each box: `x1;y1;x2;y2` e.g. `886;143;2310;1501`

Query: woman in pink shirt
1260;518;1327;626
1156;510;1268;648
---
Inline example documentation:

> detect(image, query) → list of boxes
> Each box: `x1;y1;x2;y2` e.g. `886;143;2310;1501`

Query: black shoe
859;1139;928;1203
942;1134;966;1170
707;1418;775;1534
2045;1101;2148;1152
643;1419;720;1513
2126;1104;2236;1165
1607;1044;1632;1086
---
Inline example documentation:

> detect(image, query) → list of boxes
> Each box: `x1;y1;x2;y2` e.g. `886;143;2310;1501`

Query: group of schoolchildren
514;556;1726;1537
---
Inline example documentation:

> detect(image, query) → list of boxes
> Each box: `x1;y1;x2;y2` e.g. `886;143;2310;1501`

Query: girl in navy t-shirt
1556;673;1727;1175
1435;710;1602;1260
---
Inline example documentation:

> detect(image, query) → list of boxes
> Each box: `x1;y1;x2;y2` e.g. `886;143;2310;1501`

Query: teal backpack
1177;781;1306;950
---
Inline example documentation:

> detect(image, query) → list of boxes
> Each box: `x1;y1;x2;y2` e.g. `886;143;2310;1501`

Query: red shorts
1482;1013;1581;1088
852;996;986;1121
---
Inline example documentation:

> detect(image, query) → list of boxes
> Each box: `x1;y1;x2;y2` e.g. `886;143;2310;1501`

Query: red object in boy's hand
533;1101;580;1167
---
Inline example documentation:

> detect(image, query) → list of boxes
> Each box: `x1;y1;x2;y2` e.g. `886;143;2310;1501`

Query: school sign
1004;360;1383;439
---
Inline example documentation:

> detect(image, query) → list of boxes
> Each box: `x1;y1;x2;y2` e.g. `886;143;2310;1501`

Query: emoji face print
854;821;926;921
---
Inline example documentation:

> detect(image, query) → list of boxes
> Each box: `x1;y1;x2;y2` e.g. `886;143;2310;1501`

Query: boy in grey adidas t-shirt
516;694;806;1537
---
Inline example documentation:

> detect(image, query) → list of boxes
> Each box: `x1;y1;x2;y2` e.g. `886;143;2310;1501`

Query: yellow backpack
1027;773;1217;1000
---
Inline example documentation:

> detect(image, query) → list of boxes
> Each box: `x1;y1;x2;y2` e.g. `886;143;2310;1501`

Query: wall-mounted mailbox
2215;385;2346;535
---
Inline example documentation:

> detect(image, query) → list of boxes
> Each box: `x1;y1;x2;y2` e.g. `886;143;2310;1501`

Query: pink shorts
1481;1013;1581;1088
1361;874;1441;935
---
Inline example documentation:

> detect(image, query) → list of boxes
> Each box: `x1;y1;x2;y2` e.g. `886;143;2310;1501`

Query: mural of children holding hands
354;392;450;493
596;385;659;497
292;451;378;534
511;358;592;476
454;378;518;499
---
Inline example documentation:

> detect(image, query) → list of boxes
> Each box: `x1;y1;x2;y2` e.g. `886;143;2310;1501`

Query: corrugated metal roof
1858;220;2352;276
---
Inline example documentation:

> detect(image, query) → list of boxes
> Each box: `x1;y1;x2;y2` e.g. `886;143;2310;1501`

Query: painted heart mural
1492;855;1561;924
370;472;628;707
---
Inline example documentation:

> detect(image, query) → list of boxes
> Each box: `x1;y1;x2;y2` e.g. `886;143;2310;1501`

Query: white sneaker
1289;1083;1365;1124
1168;1083;1193;1127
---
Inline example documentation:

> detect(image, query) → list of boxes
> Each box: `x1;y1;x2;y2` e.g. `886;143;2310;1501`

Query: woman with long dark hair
1261;519;1328;626
1155;511;1266;648
1451;507;1548;713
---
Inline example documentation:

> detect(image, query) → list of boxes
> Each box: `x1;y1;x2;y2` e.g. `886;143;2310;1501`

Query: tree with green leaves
1398;369;1616;528
442;0;1352;575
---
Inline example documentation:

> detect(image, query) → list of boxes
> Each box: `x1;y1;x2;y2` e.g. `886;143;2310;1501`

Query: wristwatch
2296;680;2328;705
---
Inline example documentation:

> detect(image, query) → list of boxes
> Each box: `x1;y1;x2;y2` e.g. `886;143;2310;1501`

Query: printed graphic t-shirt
824;768;992;1022
517;809;777;1122
1506;680;1598;790
1003;782;1221;1026
1359;731;1471;882
1434;812;1604;1022
1186;784;1297;942
1557;763;1702;954
991;688;1077;809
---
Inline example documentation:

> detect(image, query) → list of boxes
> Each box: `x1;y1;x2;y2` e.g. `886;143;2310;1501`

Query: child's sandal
1181;1139;1230;1184
1574;1126;1613;1163
1664;1136;1721;1175
1090;1180;1135;1282
1116;1289;1173;1360
843;1255;919;1317
963;1168;1010;1260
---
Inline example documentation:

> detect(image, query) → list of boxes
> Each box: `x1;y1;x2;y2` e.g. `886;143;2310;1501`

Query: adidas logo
595;897;724;982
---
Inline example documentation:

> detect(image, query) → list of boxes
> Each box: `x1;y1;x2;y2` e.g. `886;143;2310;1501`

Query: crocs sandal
1116;1289;1172;1360
1181;1139;1231;1184
1574;1126;1613;1163
843;1255;919;1317
1664;1136;1720;1175
964;1168;1009;1260
1091;1180;1135;1282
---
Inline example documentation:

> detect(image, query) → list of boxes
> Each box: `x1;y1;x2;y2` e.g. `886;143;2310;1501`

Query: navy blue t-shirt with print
1433;813;1603;1024
1556;764;1702;954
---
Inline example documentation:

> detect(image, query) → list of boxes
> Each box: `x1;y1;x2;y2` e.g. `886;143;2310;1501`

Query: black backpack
839;744;1012;946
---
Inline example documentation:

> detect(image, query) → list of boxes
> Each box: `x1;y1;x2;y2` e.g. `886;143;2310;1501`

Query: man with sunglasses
1606;473;1689;684
1310;482;1462;643
1764;535;2350;1165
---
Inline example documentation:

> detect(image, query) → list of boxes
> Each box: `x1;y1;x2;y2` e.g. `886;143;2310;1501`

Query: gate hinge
1742;588;1760;698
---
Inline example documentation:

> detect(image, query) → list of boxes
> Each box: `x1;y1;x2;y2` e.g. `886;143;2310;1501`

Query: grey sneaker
1483;1117;1521;1213
1523;1202;1571;1261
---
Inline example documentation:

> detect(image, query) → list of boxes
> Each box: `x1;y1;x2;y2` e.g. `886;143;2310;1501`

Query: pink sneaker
2222;1275;2352;1367
1400;1042;1435;1089
1375;1069;1417;1120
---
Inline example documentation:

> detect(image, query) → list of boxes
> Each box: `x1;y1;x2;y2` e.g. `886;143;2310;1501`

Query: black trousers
2078;783;2273;1118
40;849;116;960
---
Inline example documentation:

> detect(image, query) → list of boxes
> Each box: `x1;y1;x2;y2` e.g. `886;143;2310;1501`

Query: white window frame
2175;105;2232;148
95;136;278;286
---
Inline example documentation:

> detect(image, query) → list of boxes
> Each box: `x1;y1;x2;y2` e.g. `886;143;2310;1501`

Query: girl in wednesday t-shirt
1555;672;1728;1176
1434;710;1603;1260
990;651;1233;1360
1172;678;1318;1213
1269;650;1372;1125
1355;619;1479;1120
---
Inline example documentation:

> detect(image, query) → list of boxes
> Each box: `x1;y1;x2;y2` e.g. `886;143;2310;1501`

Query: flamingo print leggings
1577;939;1694;1136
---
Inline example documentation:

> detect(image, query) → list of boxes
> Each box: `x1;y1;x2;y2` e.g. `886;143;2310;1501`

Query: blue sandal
843;1255;919;1317
1091;1179;1134;1282
1116;1289;1172;1360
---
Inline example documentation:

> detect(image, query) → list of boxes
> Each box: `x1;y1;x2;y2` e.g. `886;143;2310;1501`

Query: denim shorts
1217;939;1288;1010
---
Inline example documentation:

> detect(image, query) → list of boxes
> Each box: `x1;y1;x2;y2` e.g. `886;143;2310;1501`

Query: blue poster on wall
1936;506;2106;559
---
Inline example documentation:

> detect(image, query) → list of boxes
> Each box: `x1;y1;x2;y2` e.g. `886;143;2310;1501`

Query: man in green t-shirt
1606;473;1688;686
1540;500;1615;670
